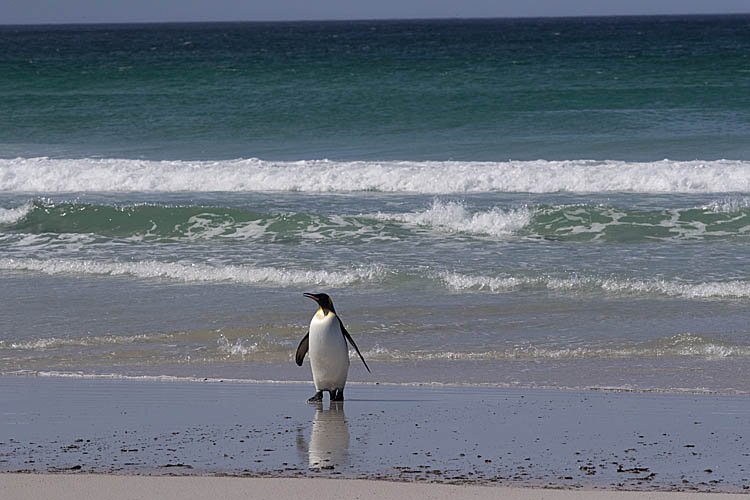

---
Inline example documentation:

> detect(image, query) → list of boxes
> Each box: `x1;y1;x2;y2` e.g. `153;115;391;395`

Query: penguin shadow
296;400;349;470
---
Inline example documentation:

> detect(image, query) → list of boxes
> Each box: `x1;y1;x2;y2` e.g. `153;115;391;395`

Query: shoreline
4;371;749;397
2;376;748;493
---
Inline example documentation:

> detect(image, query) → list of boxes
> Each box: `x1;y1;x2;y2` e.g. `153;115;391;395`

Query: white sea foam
3;333;176;350
214;332;294;360
363;334;750;361
374;200;531;237
4;157;750;193
0;257;384;286
0;201;33;224
181;214;266;241
702;197;750;213
440;271;750;299
216;334;259;358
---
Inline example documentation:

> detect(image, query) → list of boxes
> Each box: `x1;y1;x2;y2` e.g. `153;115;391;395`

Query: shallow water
2;190;750;393
2;17;750;392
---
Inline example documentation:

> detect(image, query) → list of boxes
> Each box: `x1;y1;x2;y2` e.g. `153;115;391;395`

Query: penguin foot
307;391;323;403
331;388;344;401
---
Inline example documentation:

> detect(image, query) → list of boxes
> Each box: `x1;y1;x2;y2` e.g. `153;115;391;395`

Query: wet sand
1;375;748;493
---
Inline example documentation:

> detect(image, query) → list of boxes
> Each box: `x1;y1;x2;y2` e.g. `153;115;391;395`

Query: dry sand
3;474;750;500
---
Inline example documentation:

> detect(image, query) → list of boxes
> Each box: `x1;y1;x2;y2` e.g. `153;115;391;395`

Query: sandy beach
3;474;750;500
1;375;748;496
4;11;750;500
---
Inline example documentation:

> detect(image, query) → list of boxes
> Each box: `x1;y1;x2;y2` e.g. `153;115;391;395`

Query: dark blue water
2;15;750;160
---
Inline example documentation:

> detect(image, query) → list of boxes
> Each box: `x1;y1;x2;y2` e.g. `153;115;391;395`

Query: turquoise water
1;16;750;392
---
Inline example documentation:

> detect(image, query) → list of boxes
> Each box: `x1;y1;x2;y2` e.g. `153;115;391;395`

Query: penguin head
303;292;336;315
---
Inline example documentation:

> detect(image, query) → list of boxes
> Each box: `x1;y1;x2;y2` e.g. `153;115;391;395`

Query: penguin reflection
299;401;349;469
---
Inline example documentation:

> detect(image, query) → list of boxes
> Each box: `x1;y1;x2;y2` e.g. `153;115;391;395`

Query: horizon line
2;11;750;28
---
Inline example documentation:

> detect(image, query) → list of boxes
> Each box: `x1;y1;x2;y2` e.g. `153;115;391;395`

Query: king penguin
295;293;370;402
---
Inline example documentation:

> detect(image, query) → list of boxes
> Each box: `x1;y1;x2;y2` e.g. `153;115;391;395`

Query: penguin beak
303;293;319;302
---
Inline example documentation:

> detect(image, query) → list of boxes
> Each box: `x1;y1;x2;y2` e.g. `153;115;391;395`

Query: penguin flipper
295;332;309;366
339;319;371;373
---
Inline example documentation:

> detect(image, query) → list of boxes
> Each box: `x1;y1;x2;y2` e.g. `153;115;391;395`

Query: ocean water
2;16;750;393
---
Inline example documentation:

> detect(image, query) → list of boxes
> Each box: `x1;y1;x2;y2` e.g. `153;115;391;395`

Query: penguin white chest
308;310;350;391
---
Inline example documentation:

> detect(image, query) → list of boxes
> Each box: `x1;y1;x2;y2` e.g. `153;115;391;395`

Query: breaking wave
5;331;747;363
4;157;750;193
0;257;385;287
1;199;383;242
1;332;179;350
5;198;750;243
0;200;33;224
440;271;750;299
363;334;750;360
374;200;532;237
2;254;750;301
